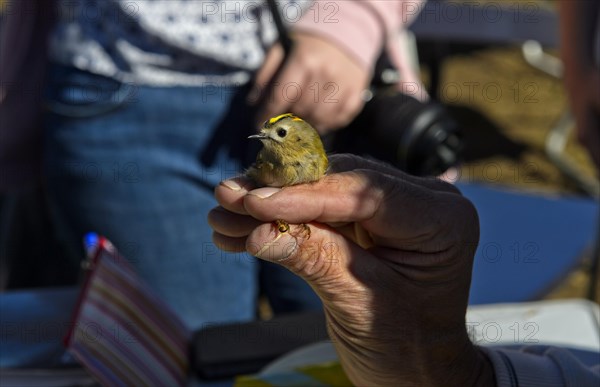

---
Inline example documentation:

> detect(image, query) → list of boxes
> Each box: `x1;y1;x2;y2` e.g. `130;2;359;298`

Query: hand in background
251;33;371;135
209;154;495;386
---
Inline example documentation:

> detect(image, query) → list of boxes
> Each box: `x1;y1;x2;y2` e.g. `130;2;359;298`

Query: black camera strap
248;0;294;113
266;0;293;55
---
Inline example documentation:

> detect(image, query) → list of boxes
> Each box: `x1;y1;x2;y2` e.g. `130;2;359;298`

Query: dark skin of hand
209;154;496;386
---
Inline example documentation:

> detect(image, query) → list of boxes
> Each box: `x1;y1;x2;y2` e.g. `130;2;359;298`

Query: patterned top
50;0;311;86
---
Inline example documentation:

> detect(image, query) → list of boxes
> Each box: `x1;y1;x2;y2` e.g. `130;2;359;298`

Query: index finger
243;169;476;252
328;154;460;195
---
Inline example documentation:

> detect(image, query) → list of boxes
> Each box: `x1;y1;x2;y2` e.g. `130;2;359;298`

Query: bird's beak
248;133;268;140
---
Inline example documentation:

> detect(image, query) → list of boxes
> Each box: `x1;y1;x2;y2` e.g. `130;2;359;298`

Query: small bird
247;113;328;187
246;113;328;236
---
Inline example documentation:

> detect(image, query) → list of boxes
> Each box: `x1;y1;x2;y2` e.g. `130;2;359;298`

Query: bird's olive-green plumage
246;113;328;187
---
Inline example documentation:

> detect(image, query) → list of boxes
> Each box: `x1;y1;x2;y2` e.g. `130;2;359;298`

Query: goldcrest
246;113;328;188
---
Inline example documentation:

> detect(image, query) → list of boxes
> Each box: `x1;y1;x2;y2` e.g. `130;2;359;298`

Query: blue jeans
43;66;321;330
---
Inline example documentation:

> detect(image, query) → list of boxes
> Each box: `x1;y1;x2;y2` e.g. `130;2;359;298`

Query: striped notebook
64;234;191;386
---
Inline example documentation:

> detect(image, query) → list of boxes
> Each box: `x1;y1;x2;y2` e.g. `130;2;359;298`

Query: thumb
246;222;359;294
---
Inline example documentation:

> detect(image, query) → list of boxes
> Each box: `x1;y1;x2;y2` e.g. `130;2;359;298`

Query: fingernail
221;179;242;191
248;187;281;199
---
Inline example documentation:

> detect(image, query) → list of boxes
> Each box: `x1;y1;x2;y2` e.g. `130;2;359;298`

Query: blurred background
0;0;598;383
415;0;598;299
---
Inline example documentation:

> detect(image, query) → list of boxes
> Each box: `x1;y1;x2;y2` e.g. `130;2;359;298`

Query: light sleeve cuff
291;1;388;70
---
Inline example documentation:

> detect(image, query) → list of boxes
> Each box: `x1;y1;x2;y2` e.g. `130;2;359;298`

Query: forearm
558;0;600;168
327;265;496;387
332;328;495;387
559;0;600;75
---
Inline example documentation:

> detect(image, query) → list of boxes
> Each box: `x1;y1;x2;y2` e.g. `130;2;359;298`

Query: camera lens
330;91;463;176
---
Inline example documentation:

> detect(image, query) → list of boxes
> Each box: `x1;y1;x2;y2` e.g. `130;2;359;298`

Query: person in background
36;0;425;329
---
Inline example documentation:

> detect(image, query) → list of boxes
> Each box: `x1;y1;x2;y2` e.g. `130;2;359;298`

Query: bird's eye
277;128;287;138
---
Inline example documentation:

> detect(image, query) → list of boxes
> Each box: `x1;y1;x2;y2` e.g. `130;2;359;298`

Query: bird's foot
275;219;290;233
274;219;311;240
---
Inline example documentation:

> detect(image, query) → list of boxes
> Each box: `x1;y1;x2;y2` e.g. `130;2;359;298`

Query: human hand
250;33;371;135
209;154;495;386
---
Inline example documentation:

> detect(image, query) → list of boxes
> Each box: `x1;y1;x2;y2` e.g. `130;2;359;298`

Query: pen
83;232;99;257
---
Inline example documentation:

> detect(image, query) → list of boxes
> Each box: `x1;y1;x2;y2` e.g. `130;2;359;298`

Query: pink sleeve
292;0;425;71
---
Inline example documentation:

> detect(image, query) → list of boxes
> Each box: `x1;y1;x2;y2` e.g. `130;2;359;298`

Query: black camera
329;60;463;177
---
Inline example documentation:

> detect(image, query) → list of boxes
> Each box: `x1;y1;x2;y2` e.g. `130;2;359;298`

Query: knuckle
298;55;322;73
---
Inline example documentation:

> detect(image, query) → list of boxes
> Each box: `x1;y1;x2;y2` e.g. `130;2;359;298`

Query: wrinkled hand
251;33;371;134
209;154;495;386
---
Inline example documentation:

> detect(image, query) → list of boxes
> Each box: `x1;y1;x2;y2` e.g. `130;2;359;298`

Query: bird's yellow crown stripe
268;113;303;125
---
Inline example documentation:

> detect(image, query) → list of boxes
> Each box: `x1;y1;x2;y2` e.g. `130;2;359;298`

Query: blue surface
0;287;79;368
457;183;599;305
